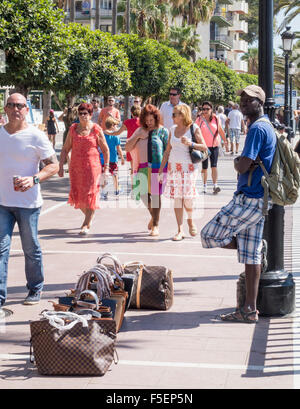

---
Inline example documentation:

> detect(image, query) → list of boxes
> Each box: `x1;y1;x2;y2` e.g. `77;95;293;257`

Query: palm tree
168;25;201;62
241;48;259;75
274;0;300;32
170;0;215;27
118;0;170;40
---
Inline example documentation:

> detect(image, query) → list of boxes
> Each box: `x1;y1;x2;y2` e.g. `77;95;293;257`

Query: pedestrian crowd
0;84;299;325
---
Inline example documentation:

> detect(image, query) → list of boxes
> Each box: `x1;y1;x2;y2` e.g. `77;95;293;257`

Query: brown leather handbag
123;262;174;310
30;311;117;376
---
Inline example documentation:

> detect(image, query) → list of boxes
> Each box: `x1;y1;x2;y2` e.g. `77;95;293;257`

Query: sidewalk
0;136;299;389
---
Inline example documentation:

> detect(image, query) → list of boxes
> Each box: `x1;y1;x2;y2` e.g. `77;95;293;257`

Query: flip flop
220;308;258;324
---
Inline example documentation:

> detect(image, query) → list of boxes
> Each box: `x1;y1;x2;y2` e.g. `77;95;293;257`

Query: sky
274;9;300;53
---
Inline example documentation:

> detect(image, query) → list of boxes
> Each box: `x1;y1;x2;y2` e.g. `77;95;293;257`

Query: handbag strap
97;252;124;277
201;116;218;141
41;311;91;331
190;124;196;143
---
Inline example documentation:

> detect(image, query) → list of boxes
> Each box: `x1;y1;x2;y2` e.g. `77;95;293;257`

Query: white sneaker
203;185;207;194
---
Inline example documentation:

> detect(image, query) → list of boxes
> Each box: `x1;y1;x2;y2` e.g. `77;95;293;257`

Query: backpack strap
246;117;275;216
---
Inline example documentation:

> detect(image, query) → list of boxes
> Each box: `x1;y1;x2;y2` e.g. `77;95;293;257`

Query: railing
211;34;233;48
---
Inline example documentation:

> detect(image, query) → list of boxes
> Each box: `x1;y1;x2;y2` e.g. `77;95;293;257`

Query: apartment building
65;0;249;73
209;0;249;72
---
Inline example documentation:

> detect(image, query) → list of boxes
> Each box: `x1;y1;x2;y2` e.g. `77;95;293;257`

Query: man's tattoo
41;154;58;166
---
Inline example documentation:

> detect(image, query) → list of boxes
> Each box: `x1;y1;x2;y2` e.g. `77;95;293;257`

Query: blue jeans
0;205;44;306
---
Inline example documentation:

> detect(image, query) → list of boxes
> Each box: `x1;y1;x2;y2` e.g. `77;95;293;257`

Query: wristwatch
33;175;40;185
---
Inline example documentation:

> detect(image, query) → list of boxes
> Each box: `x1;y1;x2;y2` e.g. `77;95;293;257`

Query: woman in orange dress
59;103;109;234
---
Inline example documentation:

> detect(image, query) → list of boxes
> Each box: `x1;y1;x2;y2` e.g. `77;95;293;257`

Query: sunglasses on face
6;102;27;110
78;111;89;116
172;112;180;117
169;93;178;96
202;107;211;111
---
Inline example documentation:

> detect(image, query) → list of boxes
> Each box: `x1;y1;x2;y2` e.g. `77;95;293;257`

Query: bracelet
191;142;194;148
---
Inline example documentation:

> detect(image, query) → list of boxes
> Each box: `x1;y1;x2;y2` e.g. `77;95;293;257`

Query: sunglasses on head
6;102;27;110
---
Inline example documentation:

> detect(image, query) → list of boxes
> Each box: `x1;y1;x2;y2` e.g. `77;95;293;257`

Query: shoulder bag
189;123;211;164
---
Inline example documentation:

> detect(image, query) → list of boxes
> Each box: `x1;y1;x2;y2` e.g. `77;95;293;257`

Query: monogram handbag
123;262;174;310
189;124;211;164
97;253;135;312
30;311;117;376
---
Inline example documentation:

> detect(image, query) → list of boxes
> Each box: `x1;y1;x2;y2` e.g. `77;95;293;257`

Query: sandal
172;232;185;241
220;308;258;324
187;222;197;237
149;226;159;236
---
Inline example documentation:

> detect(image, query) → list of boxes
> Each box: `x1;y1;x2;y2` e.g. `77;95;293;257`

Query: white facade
209;0;249;73
64;0;249;73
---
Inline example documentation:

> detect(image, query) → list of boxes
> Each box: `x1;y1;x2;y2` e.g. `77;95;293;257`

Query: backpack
248;117;300;215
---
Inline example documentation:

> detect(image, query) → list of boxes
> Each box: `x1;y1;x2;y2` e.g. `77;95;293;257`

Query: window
101;0;112;9
75;1;82;12
100;25;112;32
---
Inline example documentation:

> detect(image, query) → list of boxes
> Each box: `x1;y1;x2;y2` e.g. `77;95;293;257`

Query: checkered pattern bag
30;312;117;376
123;263;174;310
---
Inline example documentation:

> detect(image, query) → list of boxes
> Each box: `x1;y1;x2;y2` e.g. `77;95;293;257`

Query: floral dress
164;124;199;199
68;123;101;210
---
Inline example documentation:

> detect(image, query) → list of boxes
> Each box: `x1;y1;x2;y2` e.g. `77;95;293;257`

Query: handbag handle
75;266;112;301
76;289;100;310
97;253;124;281
41;311;91;331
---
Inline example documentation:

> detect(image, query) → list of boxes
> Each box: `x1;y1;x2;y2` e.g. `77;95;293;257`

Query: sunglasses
202;107;211;111
6;102;27;110
169;93;178;96
172;113;180;117
78;111;89;116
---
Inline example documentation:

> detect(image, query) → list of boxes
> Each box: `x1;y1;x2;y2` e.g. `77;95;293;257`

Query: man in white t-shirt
160;87;184;130
226;103;245;154
0;93;59;316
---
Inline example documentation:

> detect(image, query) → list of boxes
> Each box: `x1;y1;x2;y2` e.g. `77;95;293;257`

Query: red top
124;118;140;161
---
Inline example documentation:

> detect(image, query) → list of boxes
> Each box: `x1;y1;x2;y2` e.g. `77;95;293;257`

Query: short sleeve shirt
100;134;121;164
0;125;55;208
236;115;276;198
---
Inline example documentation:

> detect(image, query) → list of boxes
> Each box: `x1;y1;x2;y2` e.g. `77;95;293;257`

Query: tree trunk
70;0;75;22
95;0;100;30
112;0;118;34
126;0;130;34
42;90;52;124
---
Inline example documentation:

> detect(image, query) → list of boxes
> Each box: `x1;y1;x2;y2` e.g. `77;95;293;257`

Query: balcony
228;19;248;33
211;8;233;27
66;8;113;20
232;60;248;73
210;34;233;50
232;39;248;53
228;1;249;14
218;0;234;4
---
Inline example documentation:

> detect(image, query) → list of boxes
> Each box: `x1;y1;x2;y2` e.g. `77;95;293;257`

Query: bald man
0;93;59;315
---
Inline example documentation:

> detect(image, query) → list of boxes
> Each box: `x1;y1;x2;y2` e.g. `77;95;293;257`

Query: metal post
290;73;294;136
124;0;131;120
255;0;294;316
284;53;292;141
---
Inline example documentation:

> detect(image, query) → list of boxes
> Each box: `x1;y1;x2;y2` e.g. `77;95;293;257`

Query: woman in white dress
158;104;208;241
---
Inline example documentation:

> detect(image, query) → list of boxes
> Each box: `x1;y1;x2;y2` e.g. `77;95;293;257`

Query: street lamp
281;26;295;142
289;62;296;136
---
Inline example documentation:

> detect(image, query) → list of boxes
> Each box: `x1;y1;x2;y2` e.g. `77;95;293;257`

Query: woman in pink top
195;101;227;194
